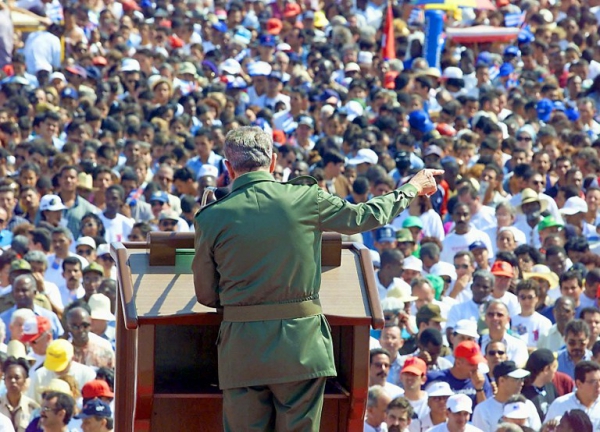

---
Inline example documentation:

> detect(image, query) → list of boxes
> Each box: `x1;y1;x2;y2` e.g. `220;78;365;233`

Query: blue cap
319;89;340;103
61;87;79;99
86;66;102;81
76;399;112;419
504;46;520;57
565;107;580;122
469;240;487;251
553;101;566;112
518;29;534;44
212;21;228;33
408;110;434;133
259;34;277;47
375;225;396;243
537;98;553;122
499;63;514;78
149;191;168;204
476;51;493;66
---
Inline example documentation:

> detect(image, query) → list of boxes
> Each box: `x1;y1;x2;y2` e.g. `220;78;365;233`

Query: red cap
266;18;283;35
20;316;51;344
82;380;115;399
401;357;427;376
454;341;486;365
272;130;286;144
283;2;301;18
169;35;184;49
491;261;514;278
436;123;457;137
92;56;107;67
122;0;141;11
383;71;399;89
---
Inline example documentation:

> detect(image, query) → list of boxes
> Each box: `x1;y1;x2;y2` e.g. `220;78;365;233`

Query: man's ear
269;153;277;173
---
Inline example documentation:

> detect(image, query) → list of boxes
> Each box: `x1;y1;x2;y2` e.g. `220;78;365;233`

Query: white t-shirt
511;312;552;347
446;299;486;330
472;397;541;432
0;412;14;432
480;333;529;367
470;206;497;232
384;381;405;399
58;284;85;309
426;422;483;432
408;395;430;420
393;209;445;241
99;213;134;244
440;227;493;264
489;291;520;316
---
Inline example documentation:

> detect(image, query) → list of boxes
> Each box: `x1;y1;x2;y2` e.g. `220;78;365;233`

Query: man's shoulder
426;368;450;382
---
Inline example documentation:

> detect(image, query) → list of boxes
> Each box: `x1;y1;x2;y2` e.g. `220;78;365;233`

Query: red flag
382;1;396;60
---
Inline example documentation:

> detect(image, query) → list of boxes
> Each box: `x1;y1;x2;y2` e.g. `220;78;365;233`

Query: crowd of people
0;0;597;430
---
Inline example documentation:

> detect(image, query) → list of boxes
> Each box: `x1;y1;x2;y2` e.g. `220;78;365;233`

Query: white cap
39;195;66;212
343;100;364;121
403;256;423;272
559;196;588;215
276;42;291;51
76;236;97;250
442;66;463;80
429;261;457;282
121;58;141;72
197;164;219;179
344;62;360;72
347;148;378;166
502;402;529;419
97;244;110;257
426;381;454;397
454;319;479;339
357;51;373;65
49;72;66;83
446;394;472;414
247;61;272;77
219;58;242;76
497;226;526;246
88;294;116;321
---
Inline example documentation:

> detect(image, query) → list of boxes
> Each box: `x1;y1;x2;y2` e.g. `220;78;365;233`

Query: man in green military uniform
192;126;441;431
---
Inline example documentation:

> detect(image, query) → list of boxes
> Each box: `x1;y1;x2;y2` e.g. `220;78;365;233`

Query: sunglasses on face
518;295;535;300
517;136;532;142
487;350;505;356
77;248;93;256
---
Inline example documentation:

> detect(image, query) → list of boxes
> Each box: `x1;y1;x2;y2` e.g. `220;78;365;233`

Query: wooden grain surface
128;249;371;319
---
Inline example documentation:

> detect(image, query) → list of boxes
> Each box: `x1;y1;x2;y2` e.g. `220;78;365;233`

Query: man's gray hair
52;226;74;241
485;298;509;314
367;385;387;408
24;250;48;265
223;127;273;173
473;269;495;286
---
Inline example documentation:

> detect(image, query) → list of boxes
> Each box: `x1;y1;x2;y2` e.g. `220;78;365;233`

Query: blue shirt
540;304;584;324
556;348;592;379
185;152;224;178
426;368;493;408
1;305;63;342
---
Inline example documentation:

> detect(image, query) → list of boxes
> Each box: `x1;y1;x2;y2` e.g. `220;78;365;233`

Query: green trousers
222;377;327;432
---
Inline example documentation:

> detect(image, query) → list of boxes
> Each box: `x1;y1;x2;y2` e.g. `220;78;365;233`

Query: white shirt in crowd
510;312;552;347
472;397;541;432
426;422;483;432
392;209;445;241
45;253;88;288
99;213;134;244
440;227;493;264
480;333;529;367
469;206;497;232
545;392;600;430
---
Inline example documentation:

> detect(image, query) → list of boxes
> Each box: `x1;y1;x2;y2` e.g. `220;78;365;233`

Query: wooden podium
111;232;384;432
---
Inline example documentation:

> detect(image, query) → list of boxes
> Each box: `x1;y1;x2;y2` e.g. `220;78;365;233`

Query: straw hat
387;279;418;302
516;188;548;214
38;378;72;396
6;340;35;363
522;264;559;288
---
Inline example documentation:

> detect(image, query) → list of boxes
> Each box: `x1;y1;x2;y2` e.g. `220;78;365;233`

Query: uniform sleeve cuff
398;183;418;198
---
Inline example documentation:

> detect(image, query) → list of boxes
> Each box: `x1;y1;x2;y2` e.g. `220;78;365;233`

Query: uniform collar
230;171;274;192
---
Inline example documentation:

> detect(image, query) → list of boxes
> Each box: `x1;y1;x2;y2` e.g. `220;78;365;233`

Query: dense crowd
0;0;597;430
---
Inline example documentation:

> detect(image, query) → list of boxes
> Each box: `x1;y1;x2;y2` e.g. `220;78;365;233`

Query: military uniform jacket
193;171;418;389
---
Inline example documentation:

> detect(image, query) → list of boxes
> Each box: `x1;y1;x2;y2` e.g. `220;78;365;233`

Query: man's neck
67;284;80;292
405;389;425;401
430;411;446;425
56;251;69;260
60;190;76;204
104;210;117;220
488;329;505;341
365;417;381;428
494;390;511;404
519;308;534;318
449;367;469;380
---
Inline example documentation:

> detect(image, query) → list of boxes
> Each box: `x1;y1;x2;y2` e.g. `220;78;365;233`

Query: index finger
427;170;445;176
